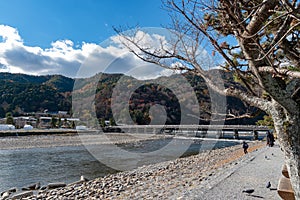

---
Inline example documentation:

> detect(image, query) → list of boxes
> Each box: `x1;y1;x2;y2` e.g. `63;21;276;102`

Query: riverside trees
5;112;14;124
116;0;300;198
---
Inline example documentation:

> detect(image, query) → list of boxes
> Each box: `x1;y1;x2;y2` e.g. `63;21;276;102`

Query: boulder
35;182;41;190
80;175;89;181
1;187;17;198
21;182;40;191
11;191;33;200
40;185;47;190
68;180;85;186
1;191;10;200
47;182;66;189
7;187;17;193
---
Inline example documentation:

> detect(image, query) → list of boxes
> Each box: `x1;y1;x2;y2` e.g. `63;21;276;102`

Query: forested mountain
0;73;73;117
72;71;263;125
0;72;263;124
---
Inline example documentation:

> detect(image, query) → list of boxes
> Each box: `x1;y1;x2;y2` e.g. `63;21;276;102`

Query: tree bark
284;124;300;199
286;149;300;199
271;103;300;199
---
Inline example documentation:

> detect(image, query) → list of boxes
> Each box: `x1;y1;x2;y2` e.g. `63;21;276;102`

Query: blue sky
0;0;214;78
0;0;170;48
0;0;182;78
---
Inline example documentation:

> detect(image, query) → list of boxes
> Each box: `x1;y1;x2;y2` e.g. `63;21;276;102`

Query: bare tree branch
259;67;300;79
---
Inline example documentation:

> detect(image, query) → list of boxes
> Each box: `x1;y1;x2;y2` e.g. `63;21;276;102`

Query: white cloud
0;24;22;43
111;30;171;57
0;25;180;79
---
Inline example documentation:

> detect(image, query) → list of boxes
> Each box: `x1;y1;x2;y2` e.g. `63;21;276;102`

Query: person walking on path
266;132;275;147
242;141;249;154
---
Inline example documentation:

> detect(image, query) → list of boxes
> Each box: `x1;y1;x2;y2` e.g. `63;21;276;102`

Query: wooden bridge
0;125;271;140
110;125;271;140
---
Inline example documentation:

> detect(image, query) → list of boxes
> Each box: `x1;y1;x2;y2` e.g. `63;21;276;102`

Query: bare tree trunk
286;150;300;199
285;126;300;200
272;107;300;199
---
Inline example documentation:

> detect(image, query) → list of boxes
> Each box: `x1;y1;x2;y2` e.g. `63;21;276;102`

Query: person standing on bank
242;141;249;154
266;132;275;147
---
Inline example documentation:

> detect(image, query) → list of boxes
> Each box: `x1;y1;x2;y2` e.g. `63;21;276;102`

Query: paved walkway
185;142;285;199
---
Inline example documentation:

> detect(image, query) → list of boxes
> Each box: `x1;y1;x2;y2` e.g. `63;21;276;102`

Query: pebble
11;191;33;200
1;191;10;200
17;142;263;200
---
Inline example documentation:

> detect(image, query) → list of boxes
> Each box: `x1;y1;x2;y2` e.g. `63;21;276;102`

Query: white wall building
0;124;16;130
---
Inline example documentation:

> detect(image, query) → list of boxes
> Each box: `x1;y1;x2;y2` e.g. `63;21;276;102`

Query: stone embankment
3;142;266;200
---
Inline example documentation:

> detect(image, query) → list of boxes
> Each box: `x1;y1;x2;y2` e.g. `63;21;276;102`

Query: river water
0;138;240;192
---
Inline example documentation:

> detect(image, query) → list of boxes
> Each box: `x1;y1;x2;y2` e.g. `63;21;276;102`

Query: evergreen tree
5;112;14;125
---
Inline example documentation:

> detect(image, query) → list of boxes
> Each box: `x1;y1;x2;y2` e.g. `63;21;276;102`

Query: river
0;137;240;192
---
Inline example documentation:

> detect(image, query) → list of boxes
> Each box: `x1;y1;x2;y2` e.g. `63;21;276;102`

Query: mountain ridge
0;72;263;125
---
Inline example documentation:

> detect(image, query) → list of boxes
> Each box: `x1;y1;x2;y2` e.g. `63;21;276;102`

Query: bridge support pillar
200;130;207;138
216;130;223;139
253;130;258;140
234;130;239;139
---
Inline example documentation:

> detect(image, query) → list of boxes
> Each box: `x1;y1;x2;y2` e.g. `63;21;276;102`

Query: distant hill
0;72;263;124
72;71;263;125
43;75;74;93
0;72;49;84
0;73;73;117
0;73;74;92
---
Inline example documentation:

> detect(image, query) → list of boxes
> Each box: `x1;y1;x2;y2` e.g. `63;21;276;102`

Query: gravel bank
0;133;173;150
20;141;267;199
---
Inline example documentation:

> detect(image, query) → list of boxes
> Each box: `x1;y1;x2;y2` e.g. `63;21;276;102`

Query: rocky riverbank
0;133;173;150
8;141;265;200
